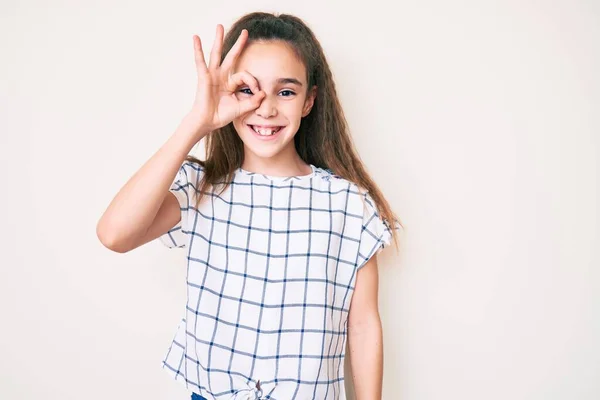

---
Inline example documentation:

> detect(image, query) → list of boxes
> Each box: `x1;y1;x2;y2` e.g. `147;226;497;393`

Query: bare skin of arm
96;117;206;253
96;25;265;253
348;255;384;400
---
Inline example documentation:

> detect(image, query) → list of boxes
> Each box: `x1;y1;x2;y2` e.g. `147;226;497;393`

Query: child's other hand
188;24;265;134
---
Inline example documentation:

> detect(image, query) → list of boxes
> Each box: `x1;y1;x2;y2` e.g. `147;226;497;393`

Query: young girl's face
232;40;316;163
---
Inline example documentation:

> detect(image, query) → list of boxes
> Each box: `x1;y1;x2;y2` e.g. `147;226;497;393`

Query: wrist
177;113;211;142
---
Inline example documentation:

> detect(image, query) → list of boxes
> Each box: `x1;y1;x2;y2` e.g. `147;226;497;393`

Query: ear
302;85;317;117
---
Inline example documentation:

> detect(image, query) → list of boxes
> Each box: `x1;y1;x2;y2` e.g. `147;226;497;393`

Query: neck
241;149;311;177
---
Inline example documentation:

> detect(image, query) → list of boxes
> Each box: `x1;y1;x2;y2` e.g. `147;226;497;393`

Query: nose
254;94;277;118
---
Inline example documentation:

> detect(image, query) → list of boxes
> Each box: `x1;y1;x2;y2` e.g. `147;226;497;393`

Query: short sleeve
158;160;202;249
356;191;395;270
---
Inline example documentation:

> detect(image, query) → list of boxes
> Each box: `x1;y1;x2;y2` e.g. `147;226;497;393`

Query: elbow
96;219;132;253
348;314;382;335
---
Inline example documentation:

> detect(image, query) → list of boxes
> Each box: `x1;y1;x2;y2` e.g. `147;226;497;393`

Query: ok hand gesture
188;25;265;134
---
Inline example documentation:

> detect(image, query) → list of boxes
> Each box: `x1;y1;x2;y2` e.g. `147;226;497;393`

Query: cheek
281;101;306;120
232;119;247;137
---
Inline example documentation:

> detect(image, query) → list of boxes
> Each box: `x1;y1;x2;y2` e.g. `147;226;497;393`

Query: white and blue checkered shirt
159;161;393;400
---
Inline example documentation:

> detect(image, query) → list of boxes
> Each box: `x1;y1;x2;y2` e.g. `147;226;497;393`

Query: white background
1;0;598;399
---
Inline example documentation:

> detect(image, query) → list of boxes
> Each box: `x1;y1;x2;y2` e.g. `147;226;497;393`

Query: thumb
238;91;265;115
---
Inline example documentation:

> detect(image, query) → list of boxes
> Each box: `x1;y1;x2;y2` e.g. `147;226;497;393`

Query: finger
227;70;260;94
238;91;266;115
220;29;248;71
208;24;224;70
193;35;208;74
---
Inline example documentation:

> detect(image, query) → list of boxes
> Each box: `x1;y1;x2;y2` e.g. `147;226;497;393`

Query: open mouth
248;124;284;138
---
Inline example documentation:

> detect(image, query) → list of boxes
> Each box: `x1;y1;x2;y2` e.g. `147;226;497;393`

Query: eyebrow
277;77;303;86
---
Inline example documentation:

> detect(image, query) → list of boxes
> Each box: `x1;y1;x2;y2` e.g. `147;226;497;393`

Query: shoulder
312;166;369;207
181;157;206;176
314;166;359;188
174;158;205;188
181;158;205;173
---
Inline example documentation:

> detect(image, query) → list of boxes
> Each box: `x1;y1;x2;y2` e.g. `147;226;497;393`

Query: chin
242;144;286;160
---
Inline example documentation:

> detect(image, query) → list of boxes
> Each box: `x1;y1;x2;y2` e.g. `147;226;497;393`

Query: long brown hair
187;11;402;250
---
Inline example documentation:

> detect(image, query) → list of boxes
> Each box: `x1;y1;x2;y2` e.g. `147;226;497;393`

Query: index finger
227;70;260;94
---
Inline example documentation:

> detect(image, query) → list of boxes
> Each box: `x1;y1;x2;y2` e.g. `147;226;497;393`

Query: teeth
251;126;281;136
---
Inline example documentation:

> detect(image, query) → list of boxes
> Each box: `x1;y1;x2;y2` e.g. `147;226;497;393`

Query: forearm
348;316;384;400
96;113;207;248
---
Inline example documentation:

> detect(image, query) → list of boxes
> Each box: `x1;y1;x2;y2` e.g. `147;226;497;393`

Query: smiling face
232;40;316;166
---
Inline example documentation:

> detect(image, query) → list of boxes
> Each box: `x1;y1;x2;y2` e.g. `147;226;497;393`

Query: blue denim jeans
191;393;207;400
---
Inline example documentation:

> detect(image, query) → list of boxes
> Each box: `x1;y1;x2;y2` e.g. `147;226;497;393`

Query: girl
97;11;401;400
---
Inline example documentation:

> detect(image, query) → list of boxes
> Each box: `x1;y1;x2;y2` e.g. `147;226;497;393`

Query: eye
238;88;253;95
279;90;296;97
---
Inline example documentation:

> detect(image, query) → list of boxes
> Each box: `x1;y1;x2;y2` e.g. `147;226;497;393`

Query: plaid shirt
159;161;394;400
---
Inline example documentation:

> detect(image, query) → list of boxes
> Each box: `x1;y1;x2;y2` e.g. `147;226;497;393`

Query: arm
96;114;207;253
96;27;265;253
347;255;384;400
